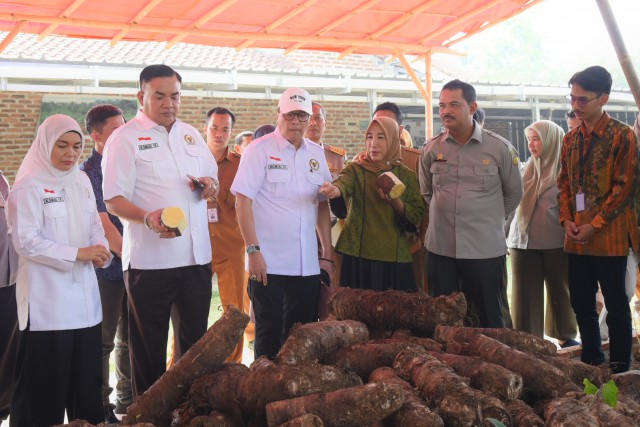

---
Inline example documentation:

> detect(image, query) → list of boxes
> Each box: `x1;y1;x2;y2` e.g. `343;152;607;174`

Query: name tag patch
43;197;64;204
138;143;160;151
268;164;288;170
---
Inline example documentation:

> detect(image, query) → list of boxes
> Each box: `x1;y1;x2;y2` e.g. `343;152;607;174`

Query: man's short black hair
205;107;236;127
84;104;124;134
473;107;485;125
441;79;477;104
312;101;326;119
235;131;253;145
373;102;403;125
566;110;577;119
568;65;612;95
139;64;182;89
254;124;276;139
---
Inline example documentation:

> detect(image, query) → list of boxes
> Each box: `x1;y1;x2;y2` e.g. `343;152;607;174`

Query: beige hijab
515;120;565;234
354;116;403;173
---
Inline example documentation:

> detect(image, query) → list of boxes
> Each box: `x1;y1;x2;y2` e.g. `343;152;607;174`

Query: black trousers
97;278;131;406
0;285;18;422
427;252;506;328
9;323;102;427
249;274;320;360
568;254;631;373
125;264;212;397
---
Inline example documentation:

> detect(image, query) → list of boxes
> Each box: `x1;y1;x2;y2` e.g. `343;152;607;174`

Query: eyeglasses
566;94;601;108
281;112;310;122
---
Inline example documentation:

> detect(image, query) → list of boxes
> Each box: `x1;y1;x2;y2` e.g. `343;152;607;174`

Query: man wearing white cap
232;88;334;359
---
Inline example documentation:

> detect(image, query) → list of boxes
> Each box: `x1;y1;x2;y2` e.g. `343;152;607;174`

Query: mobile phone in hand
187;174;205;191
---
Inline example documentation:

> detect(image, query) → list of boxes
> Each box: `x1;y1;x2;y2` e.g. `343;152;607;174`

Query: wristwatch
246;244;260;254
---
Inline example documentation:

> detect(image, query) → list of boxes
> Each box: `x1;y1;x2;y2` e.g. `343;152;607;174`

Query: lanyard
578;132;595;191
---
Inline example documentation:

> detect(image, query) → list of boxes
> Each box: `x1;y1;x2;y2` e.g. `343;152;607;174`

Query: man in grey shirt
419;79;523;327
0;170;18;424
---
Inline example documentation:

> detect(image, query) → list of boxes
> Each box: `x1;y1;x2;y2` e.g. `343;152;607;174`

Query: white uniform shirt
102;110;217;270
8;174;107;331
231;128;331;276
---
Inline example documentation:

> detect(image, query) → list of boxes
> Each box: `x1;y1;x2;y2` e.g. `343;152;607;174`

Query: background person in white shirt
7;114;111;426
102;64;218;397
232;88;333;360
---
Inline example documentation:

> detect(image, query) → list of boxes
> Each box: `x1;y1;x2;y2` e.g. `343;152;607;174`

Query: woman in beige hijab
507;120;578;347
319;116;424;291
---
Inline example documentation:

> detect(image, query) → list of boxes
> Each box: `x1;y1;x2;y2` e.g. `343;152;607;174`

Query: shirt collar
273;127;312;152
135;109;179;131
444;122;483;145
90;148;102;162
579;111;610;138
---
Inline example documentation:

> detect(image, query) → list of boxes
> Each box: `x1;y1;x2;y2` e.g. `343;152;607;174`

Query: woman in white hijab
507;120;578;348
7;114;111;426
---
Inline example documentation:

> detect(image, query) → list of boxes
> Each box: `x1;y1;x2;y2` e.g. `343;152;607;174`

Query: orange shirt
557;112;639;256
208;147;245;259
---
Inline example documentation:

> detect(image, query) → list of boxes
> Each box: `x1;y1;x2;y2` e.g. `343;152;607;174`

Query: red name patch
44;189;55;194
138;136;152;141
269;156;281;161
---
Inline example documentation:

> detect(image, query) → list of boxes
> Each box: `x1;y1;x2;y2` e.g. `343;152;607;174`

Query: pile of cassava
61;288;640;427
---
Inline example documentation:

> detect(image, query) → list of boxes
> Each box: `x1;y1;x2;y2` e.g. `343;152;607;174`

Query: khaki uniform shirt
323;143;346;180
420;125;523;259
208;147;244;260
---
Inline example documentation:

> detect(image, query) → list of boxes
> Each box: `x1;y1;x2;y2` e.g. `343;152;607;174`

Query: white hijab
515;120;565;235
10;114;88;281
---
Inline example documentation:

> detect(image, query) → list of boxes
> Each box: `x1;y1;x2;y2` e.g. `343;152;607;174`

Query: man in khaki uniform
305;102;346;179
204;107;246;362
373;102;428;292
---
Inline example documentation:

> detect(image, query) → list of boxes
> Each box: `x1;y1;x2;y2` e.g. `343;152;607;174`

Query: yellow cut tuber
160;206;187;236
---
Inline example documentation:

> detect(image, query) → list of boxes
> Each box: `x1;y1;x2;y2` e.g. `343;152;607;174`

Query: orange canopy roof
0;0;544;56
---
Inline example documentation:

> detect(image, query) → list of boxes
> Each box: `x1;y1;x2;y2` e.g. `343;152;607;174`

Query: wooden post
595;0;640;109
425;51;433;139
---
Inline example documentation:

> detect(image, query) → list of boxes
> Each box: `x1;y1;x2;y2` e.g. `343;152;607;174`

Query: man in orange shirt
204;107;246;362
558;66;639;373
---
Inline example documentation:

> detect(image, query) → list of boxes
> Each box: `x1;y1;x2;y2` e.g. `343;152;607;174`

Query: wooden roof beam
166;0;238;48
283;0;381;54
235;0;320;51
37;0;88;41
111;0;164;46
337;1;449;59
396;51;429;101
0;19;28;54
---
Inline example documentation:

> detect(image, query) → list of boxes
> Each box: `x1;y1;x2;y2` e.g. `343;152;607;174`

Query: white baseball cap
278;88;312;115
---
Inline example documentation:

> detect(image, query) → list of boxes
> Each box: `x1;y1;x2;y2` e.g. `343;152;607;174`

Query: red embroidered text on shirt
269;156;281;161
138;136;152;141
44;189;55;193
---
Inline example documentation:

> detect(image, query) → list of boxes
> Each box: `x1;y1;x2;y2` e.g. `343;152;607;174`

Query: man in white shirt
102;64;218;397
232;88;333;359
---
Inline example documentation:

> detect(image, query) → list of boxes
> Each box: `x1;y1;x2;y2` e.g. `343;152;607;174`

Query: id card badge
576;191;585;212
208;207;219;223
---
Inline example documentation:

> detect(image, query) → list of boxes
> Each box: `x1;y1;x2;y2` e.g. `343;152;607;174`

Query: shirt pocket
430;162;449;188
184;144;209;176
473;163;499;192
137;147;168;178
43;201;68;240
266;168;291;200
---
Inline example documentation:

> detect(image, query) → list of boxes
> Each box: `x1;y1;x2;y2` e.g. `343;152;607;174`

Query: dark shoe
114;400;130;415
560;339;581;349
104;403;119;424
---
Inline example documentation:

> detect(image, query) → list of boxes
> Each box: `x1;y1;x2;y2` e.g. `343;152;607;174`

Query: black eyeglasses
566;94;601;108
281;112;310;122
